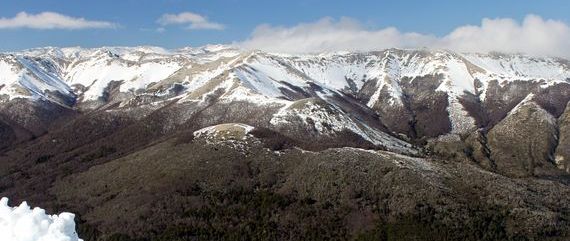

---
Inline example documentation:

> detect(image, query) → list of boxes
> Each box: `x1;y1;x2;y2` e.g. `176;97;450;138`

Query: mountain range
1;45;570;240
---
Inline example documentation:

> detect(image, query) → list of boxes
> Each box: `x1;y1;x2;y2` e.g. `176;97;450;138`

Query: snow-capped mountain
1;45;570;175
2;46;570;241
3;46;568;107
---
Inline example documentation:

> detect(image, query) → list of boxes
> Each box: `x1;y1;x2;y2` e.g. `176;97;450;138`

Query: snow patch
193;123;255;141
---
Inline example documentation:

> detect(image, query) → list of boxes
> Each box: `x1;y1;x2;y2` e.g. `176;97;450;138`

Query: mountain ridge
2;45;570;240
2;45;569;106
1;45;570;169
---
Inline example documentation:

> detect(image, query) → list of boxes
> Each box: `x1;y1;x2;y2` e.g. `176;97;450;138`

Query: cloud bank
157;12;224;30
239;15;570;58
0;12;117;30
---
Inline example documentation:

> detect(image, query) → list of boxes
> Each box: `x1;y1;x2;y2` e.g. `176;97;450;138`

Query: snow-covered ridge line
1;46;569;108
0;197;83;241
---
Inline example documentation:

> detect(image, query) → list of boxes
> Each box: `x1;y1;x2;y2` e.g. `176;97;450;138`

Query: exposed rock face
482;80;540;127
487;99;558;177
534;84;570;117
364;84;413;136
556;102;570;173
399;75;452;139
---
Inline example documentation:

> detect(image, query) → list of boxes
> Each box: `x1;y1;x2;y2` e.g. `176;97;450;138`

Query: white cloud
439;15;570;57
0;12;117;30
238;15;570;58
157;12;224;30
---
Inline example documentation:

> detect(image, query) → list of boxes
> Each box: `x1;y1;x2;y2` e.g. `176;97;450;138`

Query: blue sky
1;0;569;54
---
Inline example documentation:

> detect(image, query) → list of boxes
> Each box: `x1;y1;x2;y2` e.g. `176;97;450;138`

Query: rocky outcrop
368;74;452;141
487;99;558;177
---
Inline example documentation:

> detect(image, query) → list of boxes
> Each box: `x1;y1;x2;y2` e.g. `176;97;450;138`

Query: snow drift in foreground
0;197;83;241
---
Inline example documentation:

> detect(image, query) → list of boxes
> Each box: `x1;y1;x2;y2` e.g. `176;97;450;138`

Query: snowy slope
0;54;74;106
2;46;568;105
